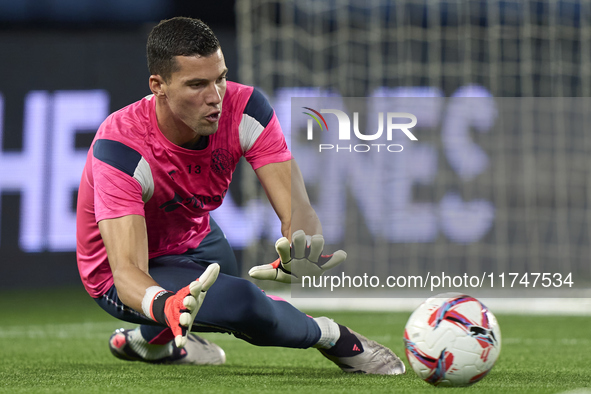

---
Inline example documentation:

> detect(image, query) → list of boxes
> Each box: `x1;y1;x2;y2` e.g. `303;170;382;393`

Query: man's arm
98;214;156;312
250;158;346;283
255;159;320;240
98;214;219;347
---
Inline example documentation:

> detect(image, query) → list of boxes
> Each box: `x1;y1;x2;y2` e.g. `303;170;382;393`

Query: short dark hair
147;17;221;81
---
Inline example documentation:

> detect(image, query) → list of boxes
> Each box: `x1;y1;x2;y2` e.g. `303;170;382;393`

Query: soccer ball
403;293;501;387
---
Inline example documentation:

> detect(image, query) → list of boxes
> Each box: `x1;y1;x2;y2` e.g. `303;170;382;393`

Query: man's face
162;49;228;136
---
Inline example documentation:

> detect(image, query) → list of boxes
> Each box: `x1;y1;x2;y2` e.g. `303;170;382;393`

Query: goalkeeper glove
248;230;346;283
142;263;220;348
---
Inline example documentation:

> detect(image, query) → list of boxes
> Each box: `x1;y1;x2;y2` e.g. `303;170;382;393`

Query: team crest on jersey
211;148;234;175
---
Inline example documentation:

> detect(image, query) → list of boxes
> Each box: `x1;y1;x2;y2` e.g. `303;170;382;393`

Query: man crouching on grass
75;16;404;375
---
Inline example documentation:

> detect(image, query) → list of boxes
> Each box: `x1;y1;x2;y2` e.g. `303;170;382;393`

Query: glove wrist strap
142;286;173;325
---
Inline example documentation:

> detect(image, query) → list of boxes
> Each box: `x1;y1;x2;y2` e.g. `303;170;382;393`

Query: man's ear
149;75;166;97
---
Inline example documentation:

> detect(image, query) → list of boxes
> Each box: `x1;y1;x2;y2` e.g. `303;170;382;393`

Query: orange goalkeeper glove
142;263;220;348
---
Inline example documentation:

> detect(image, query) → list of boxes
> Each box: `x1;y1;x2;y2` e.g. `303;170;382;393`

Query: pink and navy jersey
76;81;291;298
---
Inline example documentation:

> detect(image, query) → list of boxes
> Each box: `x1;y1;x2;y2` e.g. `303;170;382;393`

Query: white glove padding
167;263;220;348
248;230;347;283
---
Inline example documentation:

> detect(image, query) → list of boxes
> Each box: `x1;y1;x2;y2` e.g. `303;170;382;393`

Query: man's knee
225;279;278;329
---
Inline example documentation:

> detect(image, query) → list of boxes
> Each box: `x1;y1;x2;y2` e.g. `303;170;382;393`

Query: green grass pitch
0;287;589;393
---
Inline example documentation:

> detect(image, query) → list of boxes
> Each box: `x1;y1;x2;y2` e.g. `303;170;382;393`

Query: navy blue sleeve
93;139;142;177
243;88;274;128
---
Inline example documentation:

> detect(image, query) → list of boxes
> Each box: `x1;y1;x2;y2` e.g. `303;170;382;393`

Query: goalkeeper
76;16;404;375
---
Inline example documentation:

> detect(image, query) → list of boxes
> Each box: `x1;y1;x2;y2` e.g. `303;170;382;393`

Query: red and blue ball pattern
404;293;501;387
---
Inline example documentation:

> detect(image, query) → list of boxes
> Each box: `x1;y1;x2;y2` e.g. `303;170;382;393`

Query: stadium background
0;0;589;299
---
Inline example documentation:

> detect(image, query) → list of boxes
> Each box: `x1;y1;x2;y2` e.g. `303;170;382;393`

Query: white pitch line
0;322;133;339
0;322;244;342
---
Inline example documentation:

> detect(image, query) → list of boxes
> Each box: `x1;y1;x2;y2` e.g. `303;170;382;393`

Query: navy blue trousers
94;218;321;348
